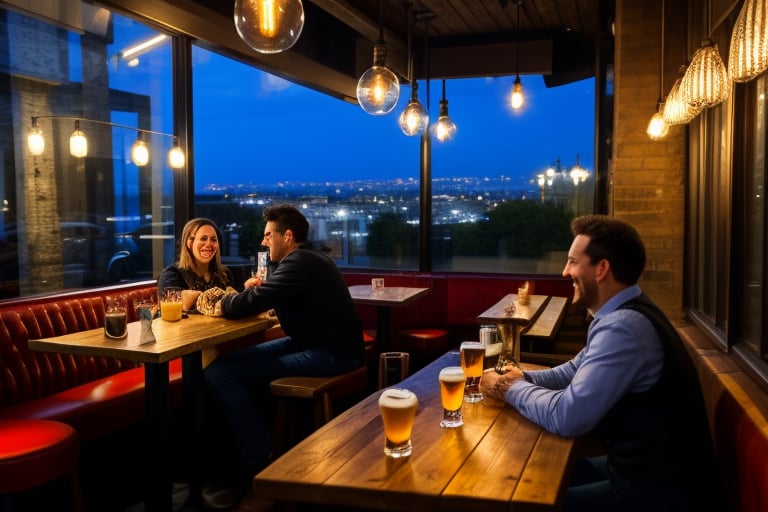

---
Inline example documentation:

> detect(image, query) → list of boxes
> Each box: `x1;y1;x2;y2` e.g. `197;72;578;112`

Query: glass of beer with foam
460;341;485;403
378;388;419;458
439;366;466;428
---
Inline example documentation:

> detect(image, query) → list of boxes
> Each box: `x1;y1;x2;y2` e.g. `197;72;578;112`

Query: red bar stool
0;419;82;511
395;328;450;372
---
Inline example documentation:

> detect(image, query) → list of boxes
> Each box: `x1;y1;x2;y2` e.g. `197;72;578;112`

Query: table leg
182;352;204;508
144;362;171;512
376;306;392;352
495;323;523;373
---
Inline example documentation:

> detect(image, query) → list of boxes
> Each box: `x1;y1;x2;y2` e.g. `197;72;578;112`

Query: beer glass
460;342;485;403
378;388;418;458
104;296;127;339
439;366;466;428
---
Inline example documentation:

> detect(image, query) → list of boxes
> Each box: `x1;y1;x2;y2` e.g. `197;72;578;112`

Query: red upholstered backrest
0;288;158;409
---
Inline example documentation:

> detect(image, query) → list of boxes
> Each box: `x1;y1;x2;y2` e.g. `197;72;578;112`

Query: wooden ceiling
189;0;614;88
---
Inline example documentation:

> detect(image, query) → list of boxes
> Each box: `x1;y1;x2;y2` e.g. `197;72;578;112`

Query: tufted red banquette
0;285;182;440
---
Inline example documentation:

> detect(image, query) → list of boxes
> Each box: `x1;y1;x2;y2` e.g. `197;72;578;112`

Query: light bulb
356;44;400;115
510;76;524;110
131;136;149;166
398;83;428;136
167;143;185;169
70;121;87;158
646;111;669;140
432;99;457;142
234;0;304;54
28;124;44;156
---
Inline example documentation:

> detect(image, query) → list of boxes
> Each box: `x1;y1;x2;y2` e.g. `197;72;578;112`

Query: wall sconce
234;0;304;54
728;0;768;83
27;116;185;170
356;0;400;115
432;80;457;142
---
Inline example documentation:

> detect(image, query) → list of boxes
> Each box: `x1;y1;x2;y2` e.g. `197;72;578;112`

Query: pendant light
681;0;730;108
168;137;186;169
357;0;400;115
728;0;768;83
663;65;700;124
398;3;428;136
27;118;44;156
131;132;149;166
647;0;668;140
234;0;304;54
509;1;525;111
432;80;457;142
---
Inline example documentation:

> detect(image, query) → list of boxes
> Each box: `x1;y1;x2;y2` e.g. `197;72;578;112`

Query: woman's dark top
158;263;234;295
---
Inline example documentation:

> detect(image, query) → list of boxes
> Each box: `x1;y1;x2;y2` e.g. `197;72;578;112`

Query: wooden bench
520;296;571;366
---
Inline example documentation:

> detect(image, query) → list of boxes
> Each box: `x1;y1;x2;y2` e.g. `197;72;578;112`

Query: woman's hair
263;204;309;243
178;217;229;281
571;214;646;285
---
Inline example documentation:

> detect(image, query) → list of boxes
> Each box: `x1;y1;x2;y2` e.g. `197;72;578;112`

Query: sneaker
202;484;244;510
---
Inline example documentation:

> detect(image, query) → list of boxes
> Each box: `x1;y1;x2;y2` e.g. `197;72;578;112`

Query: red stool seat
395;328;450;371
0;419;81;509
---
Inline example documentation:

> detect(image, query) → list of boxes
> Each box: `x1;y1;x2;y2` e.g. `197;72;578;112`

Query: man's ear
595;258;611;282
283;229;294;242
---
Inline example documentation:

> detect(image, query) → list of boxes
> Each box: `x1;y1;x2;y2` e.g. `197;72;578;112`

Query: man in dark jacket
203;204;364;505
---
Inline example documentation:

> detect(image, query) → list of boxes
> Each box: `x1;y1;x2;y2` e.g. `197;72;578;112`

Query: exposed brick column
613;0;688;321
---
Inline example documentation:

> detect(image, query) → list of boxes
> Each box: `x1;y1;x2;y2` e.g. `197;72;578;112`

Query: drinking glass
104;296;127;339
159;287;183;322
252;251;268;279
439;366;466;428
378;352;410;389
378;388;418;458
460;342;485;403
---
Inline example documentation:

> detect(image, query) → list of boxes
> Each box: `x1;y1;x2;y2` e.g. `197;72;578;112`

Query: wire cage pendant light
681;0;730;109
663;66;701;124
728;0;768;83
233;0;305;54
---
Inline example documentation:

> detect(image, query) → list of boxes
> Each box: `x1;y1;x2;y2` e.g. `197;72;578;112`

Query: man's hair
263;204;309;243
571;215;646;285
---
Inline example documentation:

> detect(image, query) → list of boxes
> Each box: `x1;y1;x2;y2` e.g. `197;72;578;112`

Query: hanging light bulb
728;0;768;83
509;1;525;111
663;66;700;124
167;138;185;169
234;0;304;54
647;107;669;140
27;118;44;156
432;80;457;142
357;43;400;115
70;120;87;158
399;82;429;136
131;132;149;166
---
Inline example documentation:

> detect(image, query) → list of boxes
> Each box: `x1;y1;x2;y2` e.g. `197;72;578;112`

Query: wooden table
253;351;575;512
30;312;275;512
348;284;430;352
476;293;549;371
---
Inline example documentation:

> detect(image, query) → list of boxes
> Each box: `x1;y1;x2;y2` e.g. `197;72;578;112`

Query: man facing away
481;214;721;511
202;204;364;507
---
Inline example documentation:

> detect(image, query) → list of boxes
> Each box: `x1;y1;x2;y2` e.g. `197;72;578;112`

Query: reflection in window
0;4;174;299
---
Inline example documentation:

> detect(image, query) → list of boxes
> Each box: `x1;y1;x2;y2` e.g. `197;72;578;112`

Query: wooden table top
253;351;575;512
29;313;276;364
348;284;430;307
476;293;549;325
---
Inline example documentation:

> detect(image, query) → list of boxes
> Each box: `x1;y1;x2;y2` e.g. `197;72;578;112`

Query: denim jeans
203;336;362;476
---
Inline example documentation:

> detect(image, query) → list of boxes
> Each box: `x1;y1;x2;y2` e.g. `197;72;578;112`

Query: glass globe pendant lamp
234;0;304;54
398;81;428;136
27;119;44;156
357;43;400;115
432;80;457;142
69;120;88;158
131;133;149;166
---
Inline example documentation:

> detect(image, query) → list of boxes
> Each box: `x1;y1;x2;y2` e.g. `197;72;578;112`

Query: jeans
203;336;362;478
565;456;619;512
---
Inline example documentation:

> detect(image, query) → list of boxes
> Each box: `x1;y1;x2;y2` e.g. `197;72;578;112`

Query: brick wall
613;0;688;322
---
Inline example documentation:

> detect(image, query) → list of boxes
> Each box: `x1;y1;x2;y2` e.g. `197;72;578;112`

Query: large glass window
192;46;594;274
0;4;175;299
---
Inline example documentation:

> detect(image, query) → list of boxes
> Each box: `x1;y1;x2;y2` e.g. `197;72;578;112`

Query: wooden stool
270;366;369;454
0;419;82;512
395;328;450;372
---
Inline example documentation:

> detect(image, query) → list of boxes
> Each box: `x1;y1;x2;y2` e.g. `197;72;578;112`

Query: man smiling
481;215;720;511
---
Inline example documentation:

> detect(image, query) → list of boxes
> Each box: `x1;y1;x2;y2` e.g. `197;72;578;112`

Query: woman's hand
480;366;524;402
181;290;202;311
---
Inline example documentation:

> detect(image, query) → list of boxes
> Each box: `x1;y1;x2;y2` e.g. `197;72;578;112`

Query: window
0;4;175;299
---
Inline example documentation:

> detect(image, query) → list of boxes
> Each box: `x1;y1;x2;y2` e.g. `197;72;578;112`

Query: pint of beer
439;366;466;428
378;388;419;458
460;342;485;403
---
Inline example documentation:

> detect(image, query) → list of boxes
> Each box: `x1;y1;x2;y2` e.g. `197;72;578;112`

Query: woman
158;217;235;311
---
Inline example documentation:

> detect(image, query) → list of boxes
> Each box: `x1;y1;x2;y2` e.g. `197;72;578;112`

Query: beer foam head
439;366;466;383
460;341;484;351
379;388;418;408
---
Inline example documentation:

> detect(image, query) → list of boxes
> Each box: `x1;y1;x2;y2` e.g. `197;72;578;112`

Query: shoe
202;484;245;510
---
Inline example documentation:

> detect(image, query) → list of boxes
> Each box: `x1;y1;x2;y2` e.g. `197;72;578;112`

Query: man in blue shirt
481;215;720;511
